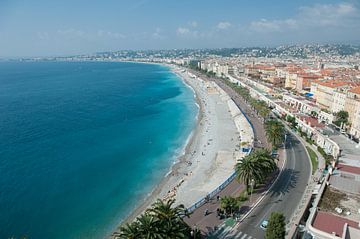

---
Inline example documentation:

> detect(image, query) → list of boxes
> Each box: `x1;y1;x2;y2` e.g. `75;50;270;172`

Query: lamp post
249;179;255;204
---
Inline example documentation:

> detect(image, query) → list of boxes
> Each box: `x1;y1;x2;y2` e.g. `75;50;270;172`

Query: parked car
260;220;268;230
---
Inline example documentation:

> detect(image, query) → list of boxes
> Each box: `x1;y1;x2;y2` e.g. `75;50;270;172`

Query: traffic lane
234;134;310;238
277;134;310;221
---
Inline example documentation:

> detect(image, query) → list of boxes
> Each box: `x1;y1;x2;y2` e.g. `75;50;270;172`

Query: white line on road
240;233;248;239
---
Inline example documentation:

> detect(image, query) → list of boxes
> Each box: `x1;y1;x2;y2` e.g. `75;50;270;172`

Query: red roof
313;211;358;236
337;164;360;175
349;86;360;95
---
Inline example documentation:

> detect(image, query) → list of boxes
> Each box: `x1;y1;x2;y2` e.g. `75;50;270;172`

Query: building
346;87;360;139
314;81;349;111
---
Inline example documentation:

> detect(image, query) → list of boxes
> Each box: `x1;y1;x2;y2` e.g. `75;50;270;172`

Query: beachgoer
204;209;209;216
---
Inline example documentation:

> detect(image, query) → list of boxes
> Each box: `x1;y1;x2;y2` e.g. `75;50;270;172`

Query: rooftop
313;211;358;237
337;164;360;175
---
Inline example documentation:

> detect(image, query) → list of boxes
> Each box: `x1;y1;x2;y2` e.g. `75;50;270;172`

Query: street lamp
249;179;255;204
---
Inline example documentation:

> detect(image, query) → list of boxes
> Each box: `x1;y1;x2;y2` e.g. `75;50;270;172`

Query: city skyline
1;0;360;57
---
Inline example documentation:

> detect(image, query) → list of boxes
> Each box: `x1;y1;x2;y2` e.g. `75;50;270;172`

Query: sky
0;0;360;57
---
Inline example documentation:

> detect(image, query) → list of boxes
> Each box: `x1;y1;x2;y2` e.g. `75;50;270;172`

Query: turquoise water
0;61;197;239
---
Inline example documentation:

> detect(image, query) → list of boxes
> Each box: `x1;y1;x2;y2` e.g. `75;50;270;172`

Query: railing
187;93;255;213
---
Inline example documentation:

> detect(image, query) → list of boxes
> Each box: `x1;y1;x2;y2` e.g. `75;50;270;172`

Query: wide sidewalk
185;72;284;236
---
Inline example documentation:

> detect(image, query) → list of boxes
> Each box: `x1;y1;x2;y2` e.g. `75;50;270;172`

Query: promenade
185;70;281;237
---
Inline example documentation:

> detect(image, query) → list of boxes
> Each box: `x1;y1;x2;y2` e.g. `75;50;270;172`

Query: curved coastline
110;65;204;229
110;63;254;238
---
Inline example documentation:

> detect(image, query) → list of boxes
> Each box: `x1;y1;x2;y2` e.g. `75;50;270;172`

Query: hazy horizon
1;0;360;57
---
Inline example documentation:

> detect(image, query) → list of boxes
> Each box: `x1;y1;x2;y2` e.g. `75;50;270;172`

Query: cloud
249;2;359;33
250;19;297;33
189;21;198;28
151;27;166;40
37;32;50;40
217;21;232;30
176;27;200;38
97;30;126;39
57;29;85;37
298;2;358;27
176;27;190;35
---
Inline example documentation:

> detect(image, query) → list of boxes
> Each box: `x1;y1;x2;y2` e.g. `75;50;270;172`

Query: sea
0;61;198;239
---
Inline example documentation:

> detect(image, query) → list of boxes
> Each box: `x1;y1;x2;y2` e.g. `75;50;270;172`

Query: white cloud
37;32;50;40
97;30;126;39
57;29;85;37
249;2;359;33
217;21;232;30
250;19;297;32
176;27;190;35
151;27;166;40
189;21;198;28
299;2;358;27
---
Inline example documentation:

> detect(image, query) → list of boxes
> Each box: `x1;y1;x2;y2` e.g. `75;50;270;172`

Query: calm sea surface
0;61;197;239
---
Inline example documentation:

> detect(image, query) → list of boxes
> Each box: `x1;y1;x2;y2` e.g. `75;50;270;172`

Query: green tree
119;222;140;239
147;199;190;238
333;110;349;128
286;115;297;129
265;212;286;239
118;199;191;239
136;214;161;239
235;149;277;191
265;120;285;149
220;196;239;215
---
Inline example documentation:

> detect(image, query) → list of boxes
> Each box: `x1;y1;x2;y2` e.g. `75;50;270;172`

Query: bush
265;212;286;239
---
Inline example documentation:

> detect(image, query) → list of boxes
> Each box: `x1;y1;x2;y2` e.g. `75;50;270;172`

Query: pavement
183;70;272;236
223;132;311;239
186;70;312;239
328;131;360;167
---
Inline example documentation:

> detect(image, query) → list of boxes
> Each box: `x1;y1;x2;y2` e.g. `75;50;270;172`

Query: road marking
240;233;248;239
233;231;242;238
256;138;297;227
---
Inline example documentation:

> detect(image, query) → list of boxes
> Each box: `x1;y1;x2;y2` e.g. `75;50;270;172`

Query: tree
118;199;191;239
265;212;286;239
220;196;239;215
119;222;140;239
333;110;349;128
235;149;277;191
286;115;297;129
147;199;190;238
265;120;285;149
136;214;161;239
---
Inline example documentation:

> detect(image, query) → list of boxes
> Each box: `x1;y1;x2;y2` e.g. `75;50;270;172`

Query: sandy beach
112;65;254;236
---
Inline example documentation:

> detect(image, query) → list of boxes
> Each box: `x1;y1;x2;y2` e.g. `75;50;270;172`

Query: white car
260;220;268;230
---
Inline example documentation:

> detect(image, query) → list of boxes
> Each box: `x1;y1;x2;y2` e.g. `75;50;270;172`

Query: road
223;132;311;239
189;70;312;239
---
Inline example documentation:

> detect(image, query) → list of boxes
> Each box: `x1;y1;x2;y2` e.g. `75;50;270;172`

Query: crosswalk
223;230;256;239
209;223;256;239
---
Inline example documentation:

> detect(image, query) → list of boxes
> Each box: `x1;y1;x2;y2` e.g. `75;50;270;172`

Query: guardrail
187;93;255;213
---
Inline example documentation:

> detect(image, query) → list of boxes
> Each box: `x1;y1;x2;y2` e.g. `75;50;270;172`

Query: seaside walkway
184;71;280;237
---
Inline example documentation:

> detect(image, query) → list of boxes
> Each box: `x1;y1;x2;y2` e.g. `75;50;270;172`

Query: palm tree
265;120;285;149
147;199;190;238
220;196;239;215
235;149;277;191
253;149;277;176
136;213;161;239
235;153;263;192
118;199;191;239
118;222;140;239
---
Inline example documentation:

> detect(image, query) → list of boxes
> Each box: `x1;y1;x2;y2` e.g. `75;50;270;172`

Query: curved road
191;71;311;239
225;132;311;239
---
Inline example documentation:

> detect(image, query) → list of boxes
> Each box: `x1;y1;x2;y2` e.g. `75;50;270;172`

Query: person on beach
204;208;209;216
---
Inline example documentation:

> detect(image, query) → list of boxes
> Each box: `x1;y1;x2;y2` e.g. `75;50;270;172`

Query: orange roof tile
349;86;360;94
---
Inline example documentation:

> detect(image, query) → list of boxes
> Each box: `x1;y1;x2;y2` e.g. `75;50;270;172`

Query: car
260;220;268;230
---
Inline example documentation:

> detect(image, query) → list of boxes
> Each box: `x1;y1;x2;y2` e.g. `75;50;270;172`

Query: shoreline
110;64;253;238
110;65;205;236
